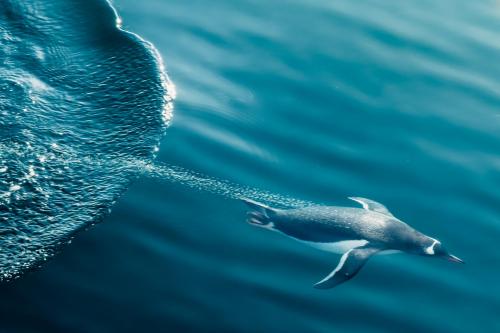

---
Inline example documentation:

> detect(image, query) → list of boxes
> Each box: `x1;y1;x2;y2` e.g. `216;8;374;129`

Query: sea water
0;0;499;332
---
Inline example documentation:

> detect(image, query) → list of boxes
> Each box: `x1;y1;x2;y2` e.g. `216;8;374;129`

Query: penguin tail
242;198;277;228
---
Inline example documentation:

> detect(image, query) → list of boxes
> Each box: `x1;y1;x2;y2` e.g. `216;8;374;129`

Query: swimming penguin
243;197;464;289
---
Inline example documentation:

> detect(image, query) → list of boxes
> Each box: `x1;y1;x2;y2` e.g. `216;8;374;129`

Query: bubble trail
0;141;317;209
73;155;317;208
135;162;317;209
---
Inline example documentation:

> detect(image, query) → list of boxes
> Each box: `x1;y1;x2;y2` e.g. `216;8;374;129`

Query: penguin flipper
314;245;382;289
348;197;394;217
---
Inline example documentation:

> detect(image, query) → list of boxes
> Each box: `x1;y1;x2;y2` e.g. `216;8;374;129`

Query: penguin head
424;239;464;263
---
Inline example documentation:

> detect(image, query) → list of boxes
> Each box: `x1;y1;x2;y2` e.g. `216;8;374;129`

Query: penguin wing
348;197;394;217
314;245;382;289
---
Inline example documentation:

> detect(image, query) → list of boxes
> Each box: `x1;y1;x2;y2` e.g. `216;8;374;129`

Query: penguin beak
446;254;465;264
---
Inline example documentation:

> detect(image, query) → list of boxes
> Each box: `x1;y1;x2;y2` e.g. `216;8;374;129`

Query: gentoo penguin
243;197;464;289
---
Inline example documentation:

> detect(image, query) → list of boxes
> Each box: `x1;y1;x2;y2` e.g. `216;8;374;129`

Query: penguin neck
404;230;435;254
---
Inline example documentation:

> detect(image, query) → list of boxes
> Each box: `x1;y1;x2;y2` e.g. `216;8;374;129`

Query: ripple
0;0;174;281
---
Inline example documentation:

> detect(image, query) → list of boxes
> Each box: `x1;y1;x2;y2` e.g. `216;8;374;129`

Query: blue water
0;0;173;281
1;0;499;332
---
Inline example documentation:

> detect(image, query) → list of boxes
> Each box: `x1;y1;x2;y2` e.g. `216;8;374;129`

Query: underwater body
243;197;464;289
0;0;500;332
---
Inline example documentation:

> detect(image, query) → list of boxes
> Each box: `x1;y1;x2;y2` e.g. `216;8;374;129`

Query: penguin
243;197;464;289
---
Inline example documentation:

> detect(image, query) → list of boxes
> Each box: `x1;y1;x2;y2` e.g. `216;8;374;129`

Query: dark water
1;0;499;332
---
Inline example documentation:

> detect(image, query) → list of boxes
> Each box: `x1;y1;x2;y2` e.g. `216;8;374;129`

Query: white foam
33;46;45;61
9;185;21;192
26;165;36;179
26;75;49;92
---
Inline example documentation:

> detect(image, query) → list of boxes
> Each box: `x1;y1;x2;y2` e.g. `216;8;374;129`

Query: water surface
0;0;499;332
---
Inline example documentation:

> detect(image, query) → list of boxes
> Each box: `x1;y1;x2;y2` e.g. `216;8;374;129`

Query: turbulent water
0;0;173;280
1;0;500;332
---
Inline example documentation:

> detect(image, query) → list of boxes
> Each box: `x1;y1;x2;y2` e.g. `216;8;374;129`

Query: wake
136;161;315;208
0;140;315;209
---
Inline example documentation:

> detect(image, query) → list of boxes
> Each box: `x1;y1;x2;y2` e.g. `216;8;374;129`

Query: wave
0;0;174;281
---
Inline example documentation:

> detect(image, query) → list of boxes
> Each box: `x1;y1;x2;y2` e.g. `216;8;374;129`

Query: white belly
302;239;369;254
270;227;400;255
